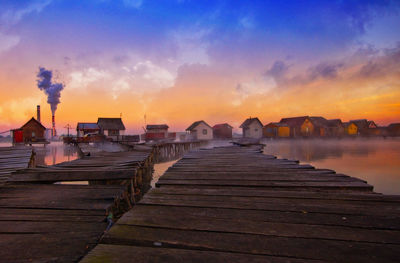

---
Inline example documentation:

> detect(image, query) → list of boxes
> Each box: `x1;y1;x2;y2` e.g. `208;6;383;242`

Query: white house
239;117;263;139
186;120;213;140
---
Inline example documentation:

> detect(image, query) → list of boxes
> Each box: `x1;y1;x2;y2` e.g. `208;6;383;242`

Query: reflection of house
387;123;400;136
213;123;233;139
12;117;47;144
97;118;125;140
240;117;263;139
325;119;344;137
145;124;169;141
263;122;290;138
186;120;213;140
76;123;100;138
343;122;358;135
280;116;313;137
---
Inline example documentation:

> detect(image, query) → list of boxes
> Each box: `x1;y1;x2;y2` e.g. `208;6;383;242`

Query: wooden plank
155;179;373;190
81;244;314;263
139;195;400;216
130;204;400;230
118;208;400;244
102;225;400;262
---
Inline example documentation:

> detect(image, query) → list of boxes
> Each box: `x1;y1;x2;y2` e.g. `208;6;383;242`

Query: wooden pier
82;145;400;263
0;147;154;262
0;147;33;185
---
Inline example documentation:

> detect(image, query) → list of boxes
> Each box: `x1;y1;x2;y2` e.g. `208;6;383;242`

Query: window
202;129;207;135
32;132;36;137
254;129;258;132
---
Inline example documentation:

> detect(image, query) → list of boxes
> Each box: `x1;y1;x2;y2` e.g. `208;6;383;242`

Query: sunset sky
1;0;400;134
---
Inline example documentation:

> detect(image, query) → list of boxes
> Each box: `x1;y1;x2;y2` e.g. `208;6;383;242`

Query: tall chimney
37;105;41;123
52;115;56;137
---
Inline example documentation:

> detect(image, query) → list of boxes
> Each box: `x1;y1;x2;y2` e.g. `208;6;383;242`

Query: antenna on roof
120;112;122;118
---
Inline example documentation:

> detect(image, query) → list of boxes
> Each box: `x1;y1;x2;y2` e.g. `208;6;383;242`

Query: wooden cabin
186;120;213;140
350;119;378;136
145;124;169;141
343;122;358;135
280;116;314;137
213;123;233;139
97;118;125;141
263;122;290;138
325;119;345;137
12;117;47;144
387;123;400;136
76;123;100;138
310;117;328;136
240;117;263;139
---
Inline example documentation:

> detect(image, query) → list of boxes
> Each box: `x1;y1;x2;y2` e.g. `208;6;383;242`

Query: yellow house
263;123;290;138
344;122;358;135
280;116;314;137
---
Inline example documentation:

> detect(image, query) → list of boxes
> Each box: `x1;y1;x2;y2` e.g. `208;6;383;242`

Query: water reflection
34;141;79;166
152;160;179;188
262;138;400;195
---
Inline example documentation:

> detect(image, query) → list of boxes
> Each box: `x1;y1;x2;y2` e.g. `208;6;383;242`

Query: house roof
310;116;328;127
239;117;263;128
326;119;343;127
146;124;169;130
186;120;212;131
97;118;126;130
264;122;288;128
280;116;310;127
213;123;233;129
21;117;46;130
77;122;99;130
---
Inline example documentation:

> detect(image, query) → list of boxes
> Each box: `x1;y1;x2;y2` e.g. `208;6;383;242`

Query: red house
12;117;47;144
213;123;233;139
145;124;169;141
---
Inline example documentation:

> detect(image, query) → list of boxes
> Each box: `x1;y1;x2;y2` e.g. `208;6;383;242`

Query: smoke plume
37;67;64;114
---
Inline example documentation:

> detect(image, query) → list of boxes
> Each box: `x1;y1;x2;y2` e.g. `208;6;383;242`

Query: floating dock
82;145;400;262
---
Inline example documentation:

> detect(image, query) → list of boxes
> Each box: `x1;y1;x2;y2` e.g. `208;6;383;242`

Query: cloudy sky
1;0;400;134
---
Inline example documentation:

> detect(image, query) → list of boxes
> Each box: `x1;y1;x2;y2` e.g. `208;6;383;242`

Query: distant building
263;122;290;138
325;119;345;137
350;119;378;136
97;118;125;140
343;122;358;135
145;124;169;141
76;123;100;138
12;117;47;144
310;117;328;136
280;116;313;137
240;117;263;139
213;123;233;139
387;123;400;136
186;120;213;140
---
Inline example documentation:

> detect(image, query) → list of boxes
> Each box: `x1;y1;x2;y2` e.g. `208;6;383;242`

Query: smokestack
52;115;56;137
37;105;41;123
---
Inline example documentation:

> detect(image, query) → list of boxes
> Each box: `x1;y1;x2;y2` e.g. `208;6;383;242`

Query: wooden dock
82;145;400;262
0;147;33;184
0;148;154;262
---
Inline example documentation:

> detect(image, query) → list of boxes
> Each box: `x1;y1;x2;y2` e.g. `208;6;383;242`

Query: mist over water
262;138;400;195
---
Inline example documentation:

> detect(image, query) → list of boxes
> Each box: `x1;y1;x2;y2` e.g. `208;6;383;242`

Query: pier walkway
82;145;400;262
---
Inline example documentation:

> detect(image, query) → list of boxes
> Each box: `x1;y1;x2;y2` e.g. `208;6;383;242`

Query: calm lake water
262;138;400;195
0;141;79;166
